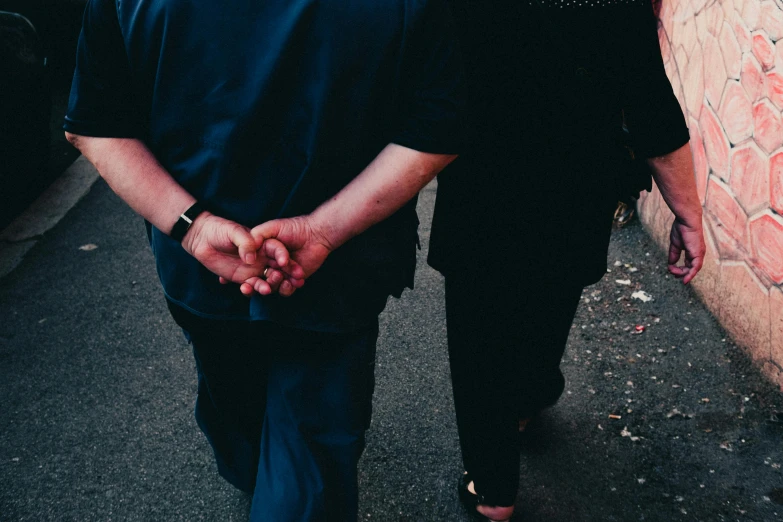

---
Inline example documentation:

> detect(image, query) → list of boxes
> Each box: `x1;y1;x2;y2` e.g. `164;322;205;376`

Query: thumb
227;224;259;265
262;238;290;268
251;219;284;245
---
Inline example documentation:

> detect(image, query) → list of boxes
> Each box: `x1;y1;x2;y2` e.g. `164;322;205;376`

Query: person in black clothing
428;2;706;520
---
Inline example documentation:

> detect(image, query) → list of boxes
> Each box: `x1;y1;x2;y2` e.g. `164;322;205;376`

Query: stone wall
640;0;783;388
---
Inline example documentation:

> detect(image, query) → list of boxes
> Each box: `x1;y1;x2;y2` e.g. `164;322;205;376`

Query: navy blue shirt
65;0;464;331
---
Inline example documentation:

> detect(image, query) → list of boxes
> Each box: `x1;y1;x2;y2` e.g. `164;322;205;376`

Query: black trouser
444;274;583;506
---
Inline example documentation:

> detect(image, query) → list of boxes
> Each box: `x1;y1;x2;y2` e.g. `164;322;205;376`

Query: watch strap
170;201;205;243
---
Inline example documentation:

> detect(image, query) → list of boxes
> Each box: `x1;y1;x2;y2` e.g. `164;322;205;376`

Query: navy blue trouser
178;316;379;522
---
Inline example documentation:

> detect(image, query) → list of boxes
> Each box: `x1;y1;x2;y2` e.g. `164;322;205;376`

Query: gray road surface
0;179;781;521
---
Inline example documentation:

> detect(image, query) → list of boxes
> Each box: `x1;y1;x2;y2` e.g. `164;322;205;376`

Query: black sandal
457;473;513;522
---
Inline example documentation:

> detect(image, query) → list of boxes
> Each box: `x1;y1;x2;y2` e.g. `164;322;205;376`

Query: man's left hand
183;211;304;295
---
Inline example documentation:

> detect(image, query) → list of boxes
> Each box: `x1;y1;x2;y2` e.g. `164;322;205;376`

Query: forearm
64;134;195;235
310;143;456;249
646;143;703;228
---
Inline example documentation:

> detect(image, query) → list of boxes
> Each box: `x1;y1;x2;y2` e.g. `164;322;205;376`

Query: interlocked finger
264;267;285;291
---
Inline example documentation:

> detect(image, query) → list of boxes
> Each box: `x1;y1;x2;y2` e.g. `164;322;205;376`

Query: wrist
306;213;339;253
170;199;205;240
181;210;212;255
674;210;703;230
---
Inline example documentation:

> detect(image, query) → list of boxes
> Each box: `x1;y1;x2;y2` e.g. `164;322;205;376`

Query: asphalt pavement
0;176;782;522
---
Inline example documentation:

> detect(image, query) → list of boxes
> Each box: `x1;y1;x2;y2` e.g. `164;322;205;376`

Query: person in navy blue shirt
64;0;463;519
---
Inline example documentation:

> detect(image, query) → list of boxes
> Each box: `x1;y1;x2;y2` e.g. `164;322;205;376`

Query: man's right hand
251;216;334;278
234;215;334;297
182;212;305;295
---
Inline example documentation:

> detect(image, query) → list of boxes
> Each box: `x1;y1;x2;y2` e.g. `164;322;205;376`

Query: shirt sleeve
391;0;466;155
63;0;144;138
620;7;690;158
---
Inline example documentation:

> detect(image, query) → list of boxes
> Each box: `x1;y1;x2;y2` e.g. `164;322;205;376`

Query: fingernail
245;253;256;264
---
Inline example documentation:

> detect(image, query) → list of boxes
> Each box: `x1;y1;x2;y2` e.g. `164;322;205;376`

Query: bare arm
647;143;702;228
64;134;303;293
245;143;456;294
312;143;457;250
65;134;196;235
646;142;706;284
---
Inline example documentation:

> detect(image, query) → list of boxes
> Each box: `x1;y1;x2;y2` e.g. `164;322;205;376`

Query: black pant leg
445;276;523;506
444;274;583;506
514;281;583;418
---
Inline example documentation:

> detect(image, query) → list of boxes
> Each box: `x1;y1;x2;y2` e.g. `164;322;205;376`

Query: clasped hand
181;212;332;298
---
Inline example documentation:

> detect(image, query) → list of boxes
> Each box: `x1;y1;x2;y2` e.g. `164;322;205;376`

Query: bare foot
467;480;514;522
519;417;531;433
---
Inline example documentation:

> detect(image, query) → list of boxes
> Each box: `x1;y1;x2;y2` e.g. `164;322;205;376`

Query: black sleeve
620;6;691;158
63;0;144;138
391;0;466;154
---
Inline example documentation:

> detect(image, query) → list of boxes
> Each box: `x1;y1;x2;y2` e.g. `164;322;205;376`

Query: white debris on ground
666;408;693;419
620;427;641;442
631;290;653;302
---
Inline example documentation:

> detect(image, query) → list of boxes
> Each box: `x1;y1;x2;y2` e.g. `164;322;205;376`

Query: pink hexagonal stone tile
694;0;710;14
741;53;766;101
704;34;729;107
653;203;676;247
674;44;689;73
733;14;753;53
690;221;722;299
760;0;783;40
719;81;754;144
690;118;709;205
716;262;772;356
743;0;763;31
636;187;651;215
705;177;750;259
695;11;709;44
683;45;705;116
772;287;783;371
767;70;783;110
669;7;685;28
719;22;743;79
776;40;783;71
749;212;783;283
664;54;678;86
638;186;660;220
729;141;770;214
707;4;725;36
770;150;783;214
682;18;700;56
752;99;783;153
661;5;675;39
659;29;672;65
672;70;688;117
722;0;735;22
752;30;775;71
700;103;731;179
